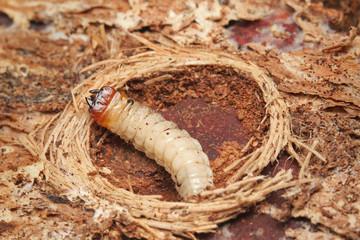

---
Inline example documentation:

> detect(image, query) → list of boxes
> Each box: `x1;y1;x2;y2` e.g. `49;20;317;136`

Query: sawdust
286;226;345;240
127;64;267;136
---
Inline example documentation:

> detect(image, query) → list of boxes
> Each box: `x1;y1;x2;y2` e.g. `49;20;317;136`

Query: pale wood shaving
299;139;319;179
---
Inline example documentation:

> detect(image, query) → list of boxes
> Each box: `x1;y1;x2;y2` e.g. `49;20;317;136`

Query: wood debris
1;0;359;239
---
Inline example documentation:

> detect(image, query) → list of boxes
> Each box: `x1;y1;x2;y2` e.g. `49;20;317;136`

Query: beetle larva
86;86;214;198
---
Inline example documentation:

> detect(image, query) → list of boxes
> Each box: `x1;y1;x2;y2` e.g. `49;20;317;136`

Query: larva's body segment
86;86;214;198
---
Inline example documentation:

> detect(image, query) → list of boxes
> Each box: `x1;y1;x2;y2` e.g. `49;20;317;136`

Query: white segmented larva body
87;86;214;198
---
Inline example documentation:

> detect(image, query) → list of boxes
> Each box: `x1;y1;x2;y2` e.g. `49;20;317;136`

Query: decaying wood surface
1;0;359;239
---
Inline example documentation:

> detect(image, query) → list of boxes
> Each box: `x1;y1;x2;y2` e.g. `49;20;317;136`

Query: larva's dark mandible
86;86;214;198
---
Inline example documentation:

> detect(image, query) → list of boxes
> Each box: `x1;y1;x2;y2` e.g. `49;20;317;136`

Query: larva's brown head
86;86;117;122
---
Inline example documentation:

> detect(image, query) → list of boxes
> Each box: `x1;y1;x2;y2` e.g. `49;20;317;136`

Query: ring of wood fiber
33;49;292;239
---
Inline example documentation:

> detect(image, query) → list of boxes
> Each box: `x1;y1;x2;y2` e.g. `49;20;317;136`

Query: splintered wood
1;0;359;239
